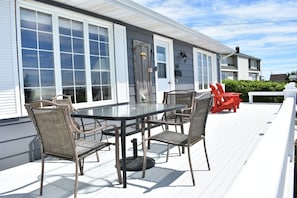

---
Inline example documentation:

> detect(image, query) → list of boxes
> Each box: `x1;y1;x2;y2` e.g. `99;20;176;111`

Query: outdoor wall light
140;51;147;60
180;51;187;63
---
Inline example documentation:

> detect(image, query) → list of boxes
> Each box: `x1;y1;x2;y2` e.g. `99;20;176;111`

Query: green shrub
222;80;286;103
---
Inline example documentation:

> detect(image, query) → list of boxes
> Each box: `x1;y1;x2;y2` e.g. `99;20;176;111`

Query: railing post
283;82;297;162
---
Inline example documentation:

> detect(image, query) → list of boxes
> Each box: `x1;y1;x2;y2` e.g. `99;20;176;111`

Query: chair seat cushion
76;139;109;157
150;131;188;145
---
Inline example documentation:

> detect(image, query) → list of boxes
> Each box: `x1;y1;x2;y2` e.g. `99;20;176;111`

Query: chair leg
115;129;122;184
166;144;170;162
74;158;79;198
40;155;45;196
203;139;210;170
78;159;84;175
187;146;195;186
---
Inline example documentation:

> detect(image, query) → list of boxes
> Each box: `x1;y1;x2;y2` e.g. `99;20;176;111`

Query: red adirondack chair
209;84;237;113
216;83;241;109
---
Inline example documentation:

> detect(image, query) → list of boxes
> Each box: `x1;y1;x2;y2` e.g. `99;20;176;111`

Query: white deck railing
248;91;284;103
225;83;297;198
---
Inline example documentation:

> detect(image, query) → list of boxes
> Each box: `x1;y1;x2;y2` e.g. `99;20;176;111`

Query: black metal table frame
72;103;186;188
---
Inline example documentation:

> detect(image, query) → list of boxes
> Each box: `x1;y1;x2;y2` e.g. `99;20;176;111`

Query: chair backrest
52;94;76;113
209;84;224;106
216;83;225;94
25;100;76;159
163;90;196;114
188;92;213;144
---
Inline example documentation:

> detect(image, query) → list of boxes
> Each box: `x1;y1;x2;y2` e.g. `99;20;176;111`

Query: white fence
225;83;297;198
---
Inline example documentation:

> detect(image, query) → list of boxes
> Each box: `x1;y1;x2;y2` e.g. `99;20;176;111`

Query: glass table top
72;103;186;120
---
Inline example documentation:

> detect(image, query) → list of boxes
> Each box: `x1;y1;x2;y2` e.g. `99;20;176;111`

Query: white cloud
132;0;297;79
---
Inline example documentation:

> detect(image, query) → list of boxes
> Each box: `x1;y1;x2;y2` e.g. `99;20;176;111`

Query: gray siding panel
0;120;40;171
173;41;194;90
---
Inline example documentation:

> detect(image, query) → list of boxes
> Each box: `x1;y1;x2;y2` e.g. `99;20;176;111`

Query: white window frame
16;1;126;115
193;48;217;91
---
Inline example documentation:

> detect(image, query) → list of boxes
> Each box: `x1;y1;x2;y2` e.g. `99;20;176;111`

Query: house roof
235;52;261;61
48;0;234;54
270;74;287;82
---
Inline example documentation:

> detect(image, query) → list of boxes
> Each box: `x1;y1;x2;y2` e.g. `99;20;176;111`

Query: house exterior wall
0;0;222;170
237;57;249;80
173;40;194;90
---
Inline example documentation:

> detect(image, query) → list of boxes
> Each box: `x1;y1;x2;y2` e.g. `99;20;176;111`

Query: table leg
120;120;127;188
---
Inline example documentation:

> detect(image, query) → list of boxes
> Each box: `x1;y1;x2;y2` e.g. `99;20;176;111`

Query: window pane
158;63;166;78
100;57;110;70
62;70;73;86
25;88;40;103
101;71;110;84
157;46;166;62
92;86;101;101
61;53;72;69
74;55;85;69
59;18;71;35
39;51;54;68
40;70;55;86
72;21;83;37
91;71;100;85
100;43;109;56
102;86;111;100
23;69;39;87
22;49;38;68
60;36;71;52
75;71;86;85
20;8;36;29
90;56;100;70
76;87;86;102
38;12;52;32
21;30;37;48
63;88;74;98
39;32;53;50
99;27;108;42
90;41;99;55
73;38;84;53
89;25;98;40
41;87;56;100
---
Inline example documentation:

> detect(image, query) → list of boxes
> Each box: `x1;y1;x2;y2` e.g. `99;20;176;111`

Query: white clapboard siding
0;0;21;119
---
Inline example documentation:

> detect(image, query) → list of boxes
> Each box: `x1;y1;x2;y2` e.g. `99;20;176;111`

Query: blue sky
132;0;297;80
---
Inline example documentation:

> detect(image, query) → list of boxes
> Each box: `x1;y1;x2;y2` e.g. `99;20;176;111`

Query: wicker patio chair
146;90;196;152
25;100;122;198
52;94;108;161
142;92;213;185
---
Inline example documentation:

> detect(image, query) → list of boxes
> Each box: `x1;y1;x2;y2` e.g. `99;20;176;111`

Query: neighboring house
221;47;261;81
0;0;233;170
270;74;288;82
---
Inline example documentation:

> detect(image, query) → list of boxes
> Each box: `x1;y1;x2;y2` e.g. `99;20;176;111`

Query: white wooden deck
0;103;282;198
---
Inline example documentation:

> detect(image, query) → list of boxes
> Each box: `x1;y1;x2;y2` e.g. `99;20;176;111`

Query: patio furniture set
25;88;235;197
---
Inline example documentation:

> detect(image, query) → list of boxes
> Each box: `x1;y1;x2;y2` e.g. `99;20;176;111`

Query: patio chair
142;92;212;185
52;94;108;161
215;83;241;109
209;84;237;113
146;90;197;152
25;100;122;198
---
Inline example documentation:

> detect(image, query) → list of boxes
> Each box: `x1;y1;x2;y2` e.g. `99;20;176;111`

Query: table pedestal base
120;156;155;171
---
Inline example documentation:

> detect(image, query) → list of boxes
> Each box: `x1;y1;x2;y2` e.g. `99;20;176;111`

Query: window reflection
21;8;55;102
88;24;111;101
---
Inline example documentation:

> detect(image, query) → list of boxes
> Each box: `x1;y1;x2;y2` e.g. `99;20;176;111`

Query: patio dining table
72;102;186;188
